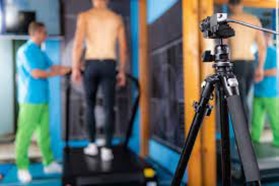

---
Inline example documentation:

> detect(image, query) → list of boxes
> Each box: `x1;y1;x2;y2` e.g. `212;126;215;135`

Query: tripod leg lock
205;105;213;116
193;101;200;112
193;101;213;116
221;76;240;96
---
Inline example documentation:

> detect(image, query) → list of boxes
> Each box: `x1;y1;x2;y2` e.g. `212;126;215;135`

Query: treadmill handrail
123;74;140;149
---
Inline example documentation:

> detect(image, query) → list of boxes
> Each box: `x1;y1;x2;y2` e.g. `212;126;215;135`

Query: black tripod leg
171;78;215;186
226;95;261;185
217;86;231;186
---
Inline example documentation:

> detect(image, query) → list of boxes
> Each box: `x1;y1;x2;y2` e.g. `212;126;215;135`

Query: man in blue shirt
15;22;69;183
251;33;279;147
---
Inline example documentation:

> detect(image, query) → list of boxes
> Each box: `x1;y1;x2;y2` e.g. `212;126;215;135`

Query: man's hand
117;71;126;87
51;66;71;76
254;67;264;83
72;68;82;84
59;67;71;76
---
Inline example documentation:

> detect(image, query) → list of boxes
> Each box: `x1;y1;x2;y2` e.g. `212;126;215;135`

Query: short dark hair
229;0;241;5
28;22;45;35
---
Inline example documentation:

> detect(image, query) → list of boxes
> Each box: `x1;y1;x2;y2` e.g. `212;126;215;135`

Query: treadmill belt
253;142;279;160
63;146;151;186
253;142;279;169
230;141;279;182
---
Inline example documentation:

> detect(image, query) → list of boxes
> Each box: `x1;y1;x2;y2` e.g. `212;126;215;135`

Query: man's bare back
72;0;127;86
229;12;262;61
73;8;124;61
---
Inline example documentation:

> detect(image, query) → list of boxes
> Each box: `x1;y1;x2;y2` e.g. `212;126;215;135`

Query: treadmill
62;72;157;186
253;142;279;182
217;138;279;183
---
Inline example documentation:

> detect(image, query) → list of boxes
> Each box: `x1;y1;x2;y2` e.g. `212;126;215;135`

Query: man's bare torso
229;13;261;61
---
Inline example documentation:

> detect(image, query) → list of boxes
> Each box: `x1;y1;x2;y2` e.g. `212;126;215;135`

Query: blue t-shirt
254;46;278;98
17;40;53;104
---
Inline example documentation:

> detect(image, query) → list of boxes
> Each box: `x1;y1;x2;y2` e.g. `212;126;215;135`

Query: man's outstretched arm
31;68;69;79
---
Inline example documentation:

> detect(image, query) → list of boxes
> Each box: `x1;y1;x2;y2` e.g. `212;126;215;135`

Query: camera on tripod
200;13;279;63
200;13;235;39
200;13;234;63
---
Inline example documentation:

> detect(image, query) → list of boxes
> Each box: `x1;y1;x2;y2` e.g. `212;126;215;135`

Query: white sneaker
44;162;62;174
84;143;99;156
17;169;32;183
101;147;114;161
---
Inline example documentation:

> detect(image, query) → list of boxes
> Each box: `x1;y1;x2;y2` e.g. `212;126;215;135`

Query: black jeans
83;59;116;148
232;60;255;122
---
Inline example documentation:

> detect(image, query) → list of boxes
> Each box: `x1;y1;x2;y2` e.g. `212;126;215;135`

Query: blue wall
147;0;179;24
4;0;60;35
149;140;186;181
45;40;63;160
128;0;140;154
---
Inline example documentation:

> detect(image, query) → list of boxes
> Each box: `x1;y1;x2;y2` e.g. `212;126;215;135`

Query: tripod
171;13;279;185
171;40;261;186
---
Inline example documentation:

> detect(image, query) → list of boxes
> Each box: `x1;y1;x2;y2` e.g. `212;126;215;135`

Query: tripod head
200;13;235;39
200;13;279;63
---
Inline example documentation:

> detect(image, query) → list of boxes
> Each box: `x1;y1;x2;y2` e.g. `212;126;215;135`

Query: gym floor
2;160;279;186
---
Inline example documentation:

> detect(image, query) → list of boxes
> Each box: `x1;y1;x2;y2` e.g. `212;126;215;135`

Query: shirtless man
228;0;266;119
72;0;127;161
